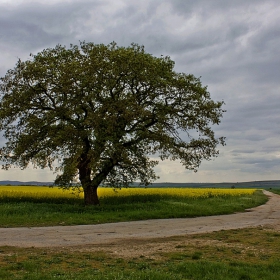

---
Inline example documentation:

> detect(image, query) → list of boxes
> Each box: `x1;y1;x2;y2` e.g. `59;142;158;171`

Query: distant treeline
0;181;53;186
132;181;280;189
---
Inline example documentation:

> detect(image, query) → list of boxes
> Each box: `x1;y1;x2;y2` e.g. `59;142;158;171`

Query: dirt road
0;190;279;248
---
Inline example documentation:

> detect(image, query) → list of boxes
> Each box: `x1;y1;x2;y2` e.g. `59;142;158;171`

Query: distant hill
0;180;53;186
1;180;279;189
144;180;280;189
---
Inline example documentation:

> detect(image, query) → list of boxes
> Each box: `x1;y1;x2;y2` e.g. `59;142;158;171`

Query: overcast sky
0;0;279;183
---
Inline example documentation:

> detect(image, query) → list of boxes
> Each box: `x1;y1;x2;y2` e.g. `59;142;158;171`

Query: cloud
0;0;279;183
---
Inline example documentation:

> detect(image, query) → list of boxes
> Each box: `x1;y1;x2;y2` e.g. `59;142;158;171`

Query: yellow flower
0;186;256;200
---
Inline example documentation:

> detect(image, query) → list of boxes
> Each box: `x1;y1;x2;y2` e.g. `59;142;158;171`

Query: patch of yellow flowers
0;186;256;200
0;186;79;200
100;187;256;198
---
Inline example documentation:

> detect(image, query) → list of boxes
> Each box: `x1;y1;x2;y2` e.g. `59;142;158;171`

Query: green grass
0;227;280;279
269;189;280;195
0;189;277;279
0;190;267;227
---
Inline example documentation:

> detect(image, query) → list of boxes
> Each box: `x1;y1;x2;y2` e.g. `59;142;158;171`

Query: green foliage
0;42;225;203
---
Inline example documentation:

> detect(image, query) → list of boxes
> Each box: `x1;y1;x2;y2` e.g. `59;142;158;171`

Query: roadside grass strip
0;227;280;279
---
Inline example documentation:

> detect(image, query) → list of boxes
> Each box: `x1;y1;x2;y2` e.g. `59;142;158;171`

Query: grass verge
269;189;280;195
0;226;279;279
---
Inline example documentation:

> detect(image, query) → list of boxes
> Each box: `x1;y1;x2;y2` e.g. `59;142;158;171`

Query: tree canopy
0;42;225;205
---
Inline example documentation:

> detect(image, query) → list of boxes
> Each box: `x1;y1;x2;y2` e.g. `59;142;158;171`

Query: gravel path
1;191;280;247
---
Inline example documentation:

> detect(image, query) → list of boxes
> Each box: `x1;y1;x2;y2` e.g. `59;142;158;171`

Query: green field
0;187;279;279
0;187;267;227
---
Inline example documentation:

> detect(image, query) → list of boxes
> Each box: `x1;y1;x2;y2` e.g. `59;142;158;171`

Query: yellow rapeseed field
100;187;256;198
0;186;256;200
0;186;79;200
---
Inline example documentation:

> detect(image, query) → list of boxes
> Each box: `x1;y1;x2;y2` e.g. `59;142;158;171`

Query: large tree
0;42;225;205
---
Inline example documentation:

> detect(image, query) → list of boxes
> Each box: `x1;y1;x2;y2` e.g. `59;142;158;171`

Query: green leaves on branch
0;41;225;191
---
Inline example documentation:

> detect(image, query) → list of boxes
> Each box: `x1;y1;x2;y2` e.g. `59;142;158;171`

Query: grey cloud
233;156;280;168
0;18;62;49
170;0;273;15
231;149;256;155
0;0;279;183
0;1;103;51
261;144;280;153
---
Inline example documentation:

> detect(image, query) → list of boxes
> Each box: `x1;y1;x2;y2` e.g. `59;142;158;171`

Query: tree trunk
83;185;100;205
78;137;100;205
78;136;116;205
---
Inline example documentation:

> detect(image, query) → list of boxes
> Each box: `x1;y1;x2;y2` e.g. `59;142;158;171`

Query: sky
0;0;279;183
